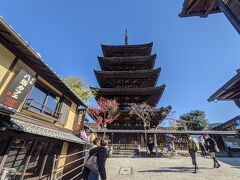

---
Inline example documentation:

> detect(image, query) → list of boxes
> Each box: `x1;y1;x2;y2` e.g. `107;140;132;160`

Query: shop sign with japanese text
0;69;36;111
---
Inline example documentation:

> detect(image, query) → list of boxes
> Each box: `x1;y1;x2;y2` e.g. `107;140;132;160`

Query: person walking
147;137;155;156
82;138;100;180
187;135;198;173
203;133;221;168
198;136;207;158
84;139;108;180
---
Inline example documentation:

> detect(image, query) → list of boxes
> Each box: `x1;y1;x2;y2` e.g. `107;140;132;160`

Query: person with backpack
85;139;108;180
187;135;198;173
203;133;221;168
82;138;100;180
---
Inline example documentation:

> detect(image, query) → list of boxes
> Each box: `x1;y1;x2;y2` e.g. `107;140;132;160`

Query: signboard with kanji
0;69;36;111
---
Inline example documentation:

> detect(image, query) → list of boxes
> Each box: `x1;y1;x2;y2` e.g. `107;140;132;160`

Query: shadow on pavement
218;158;240;169
138;166;212;173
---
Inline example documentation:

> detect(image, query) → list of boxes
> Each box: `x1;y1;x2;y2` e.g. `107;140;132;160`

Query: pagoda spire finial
125;29;128;45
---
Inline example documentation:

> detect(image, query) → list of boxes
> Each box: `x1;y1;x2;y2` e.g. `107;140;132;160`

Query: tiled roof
2;118;84;144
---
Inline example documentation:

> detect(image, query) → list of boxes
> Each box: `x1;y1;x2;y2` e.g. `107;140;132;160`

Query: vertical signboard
0;69;36;112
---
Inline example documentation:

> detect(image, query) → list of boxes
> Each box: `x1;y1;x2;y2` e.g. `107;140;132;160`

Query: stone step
113;150;138;153
111;149;139;158
113;152;138;155
111;154;139;158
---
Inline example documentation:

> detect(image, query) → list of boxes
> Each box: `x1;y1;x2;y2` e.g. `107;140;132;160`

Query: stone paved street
106;157;240;180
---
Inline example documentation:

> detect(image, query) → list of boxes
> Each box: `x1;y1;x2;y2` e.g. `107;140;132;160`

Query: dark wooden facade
208;69;240;157
180;0;240;34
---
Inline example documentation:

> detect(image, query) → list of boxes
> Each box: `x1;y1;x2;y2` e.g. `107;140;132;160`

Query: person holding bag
85;139;108;180
203;133;221;168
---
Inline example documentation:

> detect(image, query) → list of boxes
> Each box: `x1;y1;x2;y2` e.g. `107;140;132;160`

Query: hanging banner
0;69;36;112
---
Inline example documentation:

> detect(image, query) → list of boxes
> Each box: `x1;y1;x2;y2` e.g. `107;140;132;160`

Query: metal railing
50;148;89;180
23;99;62;120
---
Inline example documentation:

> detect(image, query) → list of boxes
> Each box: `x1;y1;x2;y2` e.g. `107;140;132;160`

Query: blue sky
1;0;240;124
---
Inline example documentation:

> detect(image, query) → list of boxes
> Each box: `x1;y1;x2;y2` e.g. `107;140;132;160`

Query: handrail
56;149;88;160
70;171;84;180
51;146;89;180
56;164;84;180
55;156;85;170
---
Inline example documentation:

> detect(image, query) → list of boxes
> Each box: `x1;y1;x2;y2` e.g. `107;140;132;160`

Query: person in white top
198;135;207;158
81;129;89;143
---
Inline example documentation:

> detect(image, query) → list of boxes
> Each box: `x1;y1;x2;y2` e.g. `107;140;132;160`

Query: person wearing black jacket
203;134;221;168
83;139;108;180
147;137;155;156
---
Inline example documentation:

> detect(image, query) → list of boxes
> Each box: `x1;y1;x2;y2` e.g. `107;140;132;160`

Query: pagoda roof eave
208;71;240;102
91;85;165;94
94;68;161;77
98;54;156;71
101;42;153;57
98;54;157;62
179;0;221;18
94;68;161;88
101;42;153;48
90;85;166;106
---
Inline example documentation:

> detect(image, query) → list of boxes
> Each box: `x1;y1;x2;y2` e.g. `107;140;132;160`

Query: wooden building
208;70;240;156
211;116;240;157
179;0;240;34
0;17;87;179
91;40;171;147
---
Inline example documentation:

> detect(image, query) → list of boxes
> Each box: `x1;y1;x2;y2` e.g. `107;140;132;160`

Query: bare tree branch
129;102;159;129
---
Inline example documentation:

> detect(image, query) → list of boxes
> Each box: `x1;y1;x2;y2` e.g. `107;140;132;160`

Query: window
4;139;32;171
3;139;62;179
24;82;61;120
26;86;46;113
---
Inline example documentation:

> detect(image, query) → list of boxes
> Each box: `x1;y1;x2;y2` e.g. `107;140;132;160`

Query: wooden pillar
111;133;114;146
0;137;14;174
50;155;57;180
140;134;144;146
20;140;37;180
154;134;158;156
137;133;140;145
39;143;52;178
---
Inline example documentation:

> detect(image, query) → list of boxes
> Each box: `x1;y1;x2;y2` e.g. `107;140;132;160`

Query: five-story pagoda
91;32;171;145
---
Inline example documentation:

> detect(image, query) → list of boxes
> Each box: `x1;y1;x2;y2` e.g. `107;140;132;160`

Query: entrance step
111;149;139;158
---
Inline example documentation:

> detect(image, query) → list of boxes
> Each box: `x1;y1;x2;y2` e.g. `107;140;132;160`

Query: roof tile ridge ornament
125;29;128;45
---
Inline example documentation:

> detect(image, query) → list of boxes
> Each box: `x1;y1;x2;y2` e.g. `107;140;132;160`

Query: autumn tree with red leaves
87;97;119;138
